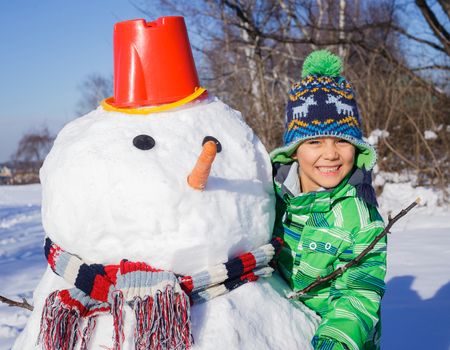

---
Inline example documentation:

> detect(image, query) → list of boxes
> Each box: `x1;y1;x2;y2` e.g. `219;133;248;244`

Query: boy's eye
337;139;351;144
306;140;321;145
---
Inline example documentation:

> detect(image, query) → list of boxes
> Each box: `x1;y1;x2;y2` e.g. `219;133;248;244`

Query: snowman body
14;98;318;349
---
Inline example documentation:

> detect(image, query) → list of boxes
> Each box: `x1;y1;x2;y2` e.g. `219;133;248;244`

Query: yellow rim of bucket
101;87;207;115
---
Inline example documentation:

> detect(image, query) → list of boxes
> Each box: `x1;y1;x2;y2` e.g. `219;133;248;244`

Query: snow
378;186;450;349
0;187;46;350
0;185;41;206
373;169;419;188
1;103;449;348
365;129;390;146
424;130;438;140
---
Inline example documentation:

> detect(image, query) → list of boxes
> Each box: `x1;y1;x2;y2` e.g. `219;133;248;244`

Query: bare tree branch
0;295;33;311
76;73;113;116
415;0;450;55
437;0;450;18
411;64;450;71
391;24;446;53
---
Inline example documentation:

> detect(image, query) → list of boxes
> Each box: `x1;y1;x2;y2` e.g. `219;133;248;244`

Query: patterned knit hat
270;50;376;170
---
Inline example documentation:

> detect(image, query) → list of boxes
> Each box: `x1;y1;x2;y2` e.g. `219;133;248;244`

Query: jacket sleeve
312;336;349;349
313;219;386;350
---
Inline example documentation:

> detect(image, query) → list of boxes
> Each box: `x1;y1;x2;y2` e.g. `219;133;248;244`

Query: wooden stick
288;198;420;299
0;295;33;311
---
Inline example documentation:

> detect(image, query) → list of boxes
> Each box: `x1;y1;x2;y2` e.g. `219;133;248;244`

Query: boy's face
294;137;355;193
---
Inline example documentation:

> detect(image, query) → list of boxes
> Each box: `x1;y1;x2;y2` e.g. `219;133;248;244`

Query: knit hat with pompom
270;50;376;170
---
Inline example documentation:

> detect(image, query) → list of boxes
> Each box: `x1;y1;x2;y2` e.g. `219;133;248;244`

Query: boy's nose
322;145;339;160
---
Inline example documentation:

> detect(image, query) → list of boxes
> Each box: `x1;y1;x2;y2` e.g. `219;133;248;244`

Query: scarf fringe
132;285;192;350
38;287;192;350
112;290;125;350
38;291;80;350
80;316;97;350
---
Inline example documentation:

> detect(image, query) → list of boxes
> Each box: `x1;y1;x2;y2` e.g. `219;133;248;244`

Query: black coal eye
133;135;156;150
202;136;222;153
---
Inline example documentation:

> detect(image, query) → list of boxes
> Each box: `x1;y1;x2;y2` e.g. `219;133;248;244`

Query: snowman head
40;98;274;274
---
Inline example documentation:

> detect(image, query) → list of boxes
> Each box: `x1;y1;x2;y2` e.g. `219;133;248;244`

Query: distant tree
12;126;55;169
76;73;113;116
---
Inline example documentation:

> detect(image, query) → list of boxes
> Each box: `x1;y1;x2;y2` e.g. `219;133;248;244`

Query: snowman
14;17;318;350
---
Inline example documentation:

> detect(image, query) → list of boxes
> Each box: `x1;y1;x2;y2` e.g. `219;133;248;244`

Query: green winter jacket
272;162;386;350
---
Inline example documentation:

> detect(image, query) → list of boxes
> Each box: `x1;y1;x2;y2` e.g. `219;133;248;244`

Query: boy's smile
294;137;356;193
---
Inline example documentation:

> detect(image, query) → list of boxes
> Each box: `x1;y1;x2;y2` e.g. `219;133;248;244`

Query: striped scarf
39;237;283;350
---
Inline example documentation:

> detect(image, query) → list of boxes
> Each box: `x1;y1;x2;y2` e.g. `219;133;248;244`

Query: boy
270;50;386;350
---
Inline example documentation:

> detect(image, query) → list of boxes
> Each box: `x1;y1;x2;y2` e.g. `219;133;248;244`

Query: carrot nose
187;141;217;190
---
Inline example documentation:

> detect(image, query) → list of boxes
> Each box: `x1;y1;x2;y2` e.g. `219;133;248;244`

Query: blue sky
0;1;164;162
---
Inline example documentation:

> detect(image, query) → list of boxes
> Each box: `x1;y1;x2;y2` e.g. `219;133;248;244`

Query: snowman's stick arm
0;294;33;311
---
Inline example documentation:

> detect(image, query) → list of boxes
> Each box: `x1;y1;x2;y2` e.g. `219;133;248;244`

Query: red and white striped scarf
40;237;283;350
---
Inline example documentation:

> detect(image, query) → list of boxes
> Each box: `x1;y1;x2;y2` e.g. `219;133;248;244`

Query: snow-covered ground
0;183;449;349
377;183;450;350
0;185;44;350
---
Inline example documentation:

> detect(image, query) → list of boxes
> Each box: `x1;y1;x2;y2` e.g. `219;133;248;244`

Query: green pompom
301;50;342;78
